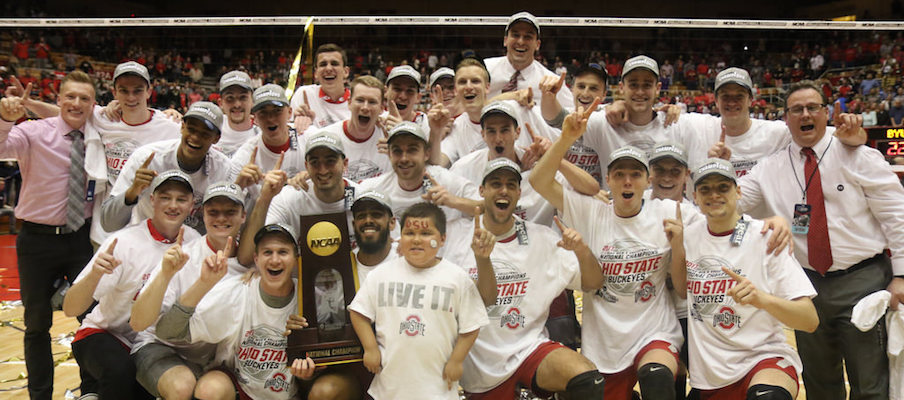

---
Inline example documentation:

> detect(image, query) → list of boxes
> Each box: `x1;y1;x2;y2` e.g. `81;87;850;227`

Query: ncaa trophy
287;212;363;365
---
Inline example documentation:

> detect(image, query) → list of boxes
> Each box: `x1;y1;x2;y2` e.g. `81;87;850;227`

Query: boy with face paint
231;84;305;204
129;182;247;400
64;170;201;399
155;224;314;399
290;43;352;131
484;11;573;107
667;158;818;400
444;158;607;399
101;101;233;234
215;70;259;157
349;202;488;400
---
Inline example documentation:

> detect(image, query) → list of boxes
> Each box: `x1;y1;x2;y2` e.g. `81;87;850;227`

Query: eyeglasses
787;104;825;116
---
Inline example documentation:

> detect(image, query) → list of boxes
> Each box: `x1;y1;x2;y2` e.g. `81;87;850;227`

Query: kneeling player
444;158;606;399
666;158;818;400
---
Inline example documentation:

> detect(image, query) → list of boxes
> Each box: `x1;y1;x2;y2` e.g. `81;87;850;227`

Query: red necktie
803;147;833;274
502;70;520;93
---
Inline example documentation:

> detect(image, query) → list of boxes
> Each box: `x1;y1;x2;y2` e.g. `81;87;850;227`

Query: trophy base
287;326;363;366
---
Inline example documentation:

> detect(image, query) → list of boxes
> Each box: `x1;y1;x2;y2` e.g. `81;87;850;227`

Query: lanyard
787;136;833;202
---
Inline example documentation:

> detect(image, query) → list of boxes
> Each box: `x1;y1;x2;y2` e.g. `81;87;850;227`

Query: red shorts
603;340;680;400
466;341;566;400
698;357;798;400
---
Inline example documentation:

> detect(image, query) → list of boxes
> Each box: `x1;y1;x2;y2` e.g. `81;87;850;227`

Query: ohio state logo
713;306;742;329
265;372;289;393
500;307;526;329
399;315;426;336
634;281;655;302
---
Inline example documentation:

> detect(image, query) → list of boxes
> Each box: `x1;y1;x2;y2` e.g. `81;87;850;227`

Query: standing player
668;158;819;399
63;170;201;399
156;224;314;399
100;101;233;233
236;130;358;266
645;141;692;204
129;182;247;400
291;43;352;131
357;122;481;235
231;84;305;203
349;203;489;400
215;70;259;157
380;65;430;133
484;12;573;107
444;158;606;399
318;76;392;182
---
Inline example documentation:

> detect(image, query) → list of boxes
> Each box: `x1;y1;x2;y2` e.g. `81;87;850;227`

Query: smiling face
150;183;193;232
352;204;395;254
203;197;245;242
573;73;606;110
57;81;95;130
386;78;421;120
619;69;661;117
399;216;444;268
113;75;151;112
252;104;290;140
785;88;828;148
388;135;429;183
348;83;382;132
178;118;220;165
218;86;253;125
253;235;297;296
605;159;650;216
480;170;521;226
315;51;349;90
650;158;689;202
481;115;519;159
504;22;540;70
455;66;489;115
693;175;741;221
715;84;751;121
305;147;347;194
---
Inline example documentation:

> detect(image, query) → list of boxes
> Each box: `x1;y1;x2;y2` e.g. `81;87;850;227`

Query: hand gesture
555;216;587;252
287;170;310;191
539;72;566;96
293;91;315;133
723;267;764;308
0;80;31;122
708;125;732;160
832;101;866;145
378;100;403;132
363;347;382;374
514;88;535;108
761;216;793;255
235;146;263;189
259;152;288;200
605;99;629;127
421;173;451;206
161;227;190;277
658;104;682;127
561;98;599;141
162;108;183;123
199;235;232;286
471;208;494;259
126;153;157;202
662;202;684;249
428;85;451;132
519;122;551;170
92;239;121;276
102;100;123;122
443;359;464;390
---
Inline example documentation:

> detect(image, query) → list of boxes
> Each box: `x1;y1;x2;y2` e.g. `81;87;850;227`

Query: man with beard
236;130;357;266
101;102;233;234
444;158;606;399
351;190;398;284
214;70;259;157
291;44;352;132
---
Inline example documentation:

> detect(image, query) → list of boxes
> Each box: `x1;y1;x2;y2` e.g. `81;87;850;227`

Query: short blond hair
350;75;385;98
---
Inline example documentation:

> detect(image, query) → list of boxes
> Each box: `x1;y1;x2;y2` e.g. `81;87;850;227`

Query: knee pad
564;370;605;399
637;363;676;400
746;384;792;400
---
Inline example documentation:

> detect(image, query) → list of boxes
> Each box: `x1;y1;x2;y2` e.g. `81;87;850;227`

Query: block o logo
307;221;341;256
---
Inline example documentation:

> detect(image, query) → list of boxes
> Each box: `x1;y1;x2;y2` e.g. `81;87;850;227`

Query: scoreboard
867;127;904;159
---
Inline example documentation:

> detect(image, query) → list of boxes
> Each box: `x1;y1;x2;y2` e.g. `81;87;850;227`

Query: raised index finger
248;146;258;165
388;100;400;118
676;202;683;222
303;91;310;106
474;207;481;233
273;151;285;171
553;215;567;232
525;122;539;142
141;152;156;169
721;266;743;282
719;124;727;144
833;101;842;125
583;97;602;119
432;85;443;104
555;72;566;90
105;238;118;254
425;171;439;186
224;235;235;256
176;226;185;246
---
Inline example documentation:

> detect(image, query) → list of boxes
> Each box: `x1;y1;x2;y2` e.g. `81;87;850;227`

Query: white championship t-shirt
683;216;816;390
75;220;201;347
673;113;791;174
444;218;582;393
349;258;488;400
215;122;260;158
265;179;358;245
318;120;391;182
354;241;399;286
290;84;352;131
584;110;674;189
229;131;306;205
562;191;697;373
